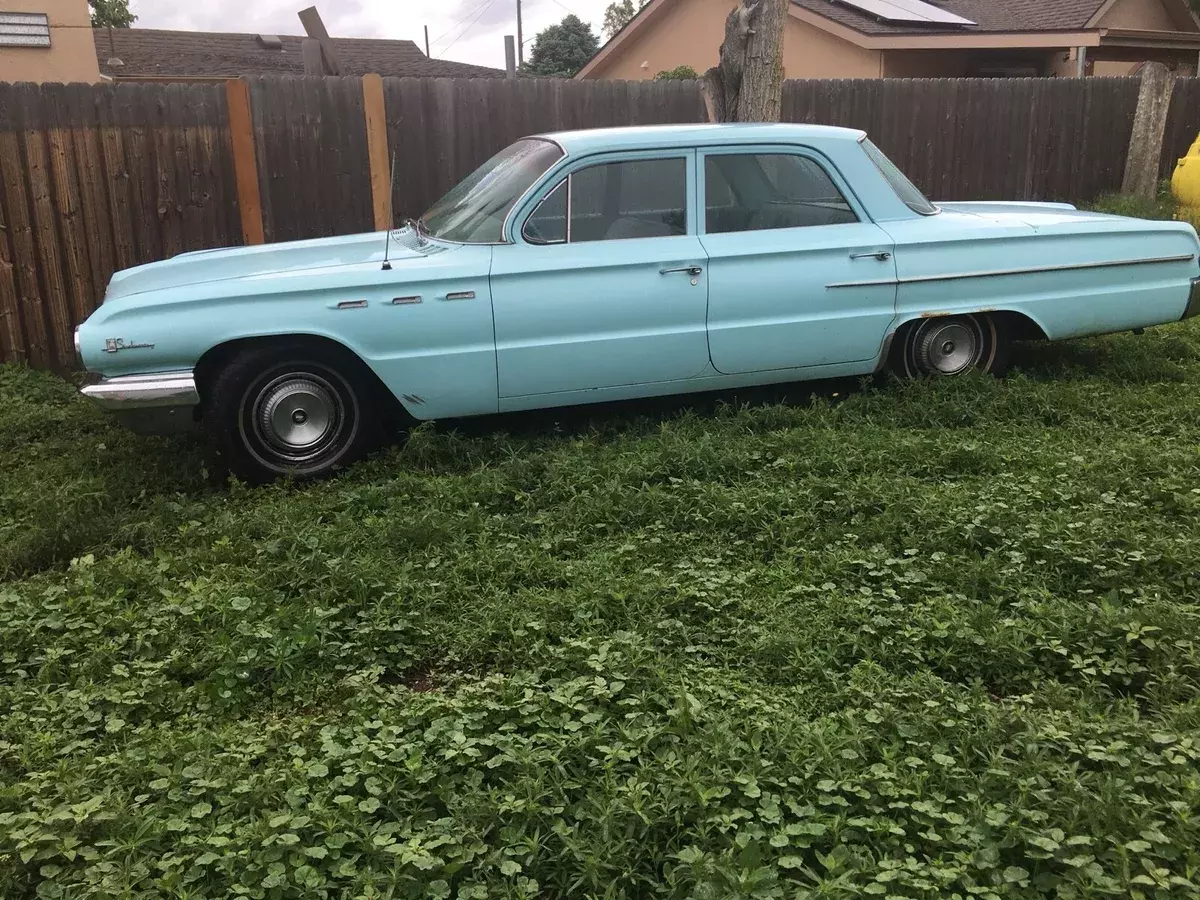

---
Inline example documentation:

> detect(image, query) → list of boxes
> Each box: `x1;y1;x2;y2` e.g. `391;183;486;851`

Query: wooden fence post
225;78;265;246
1122;62;1175;199
362;73;392;232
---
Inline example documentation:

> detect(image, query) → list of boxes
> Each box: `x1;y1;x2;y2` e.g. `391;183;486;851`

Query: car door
489;150;710;400
699;147;898;374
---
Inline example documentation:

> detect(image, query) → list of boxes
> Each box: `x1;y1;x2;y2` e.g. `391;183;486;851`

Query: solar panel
834;0;976;27
889;0;977;25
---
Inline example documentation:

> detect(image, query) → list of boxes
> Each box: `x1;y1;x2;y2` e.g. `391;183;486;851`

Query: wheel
204;342;378;483
897;313;1009;379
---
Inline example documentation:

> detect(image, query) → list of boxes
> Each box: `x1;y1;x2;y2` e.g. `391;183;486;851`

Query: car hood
104;228;445;301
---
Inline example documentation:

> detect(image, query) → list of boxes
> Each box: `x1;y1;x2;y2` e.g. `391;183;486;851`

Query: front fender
78;247;499;421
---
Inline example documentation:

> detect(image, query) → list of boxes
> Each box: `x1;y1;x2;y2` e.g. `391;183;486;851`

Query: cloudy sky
127;0;614;70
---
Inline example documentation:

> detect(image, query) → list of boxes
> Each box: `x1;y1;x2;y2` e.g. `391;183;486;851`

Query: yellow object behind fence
1171;133;1200;227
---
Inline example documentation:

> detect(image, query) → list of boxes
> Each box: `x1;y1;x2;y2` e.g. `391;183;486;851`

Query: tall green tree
522;15;600;78
89;0;136;28
602;0;648;39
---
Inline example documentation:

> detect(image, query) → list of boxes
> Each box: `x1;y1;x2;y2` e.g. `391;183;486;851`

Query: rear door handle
850;251;892;262
660;266;703;276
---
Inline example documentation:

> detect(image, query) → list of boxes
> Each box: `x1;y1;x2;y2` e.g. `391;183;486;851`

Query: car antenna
382;151;397;271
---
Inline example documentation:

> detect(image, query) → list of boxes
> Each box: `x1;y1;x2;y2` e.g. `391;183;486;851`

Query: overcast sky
127;0;613;70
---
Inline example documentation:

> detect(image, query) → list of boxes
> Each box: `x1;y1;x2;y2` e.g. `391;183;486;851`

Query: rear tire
205;342;378;484
896;313;1009;379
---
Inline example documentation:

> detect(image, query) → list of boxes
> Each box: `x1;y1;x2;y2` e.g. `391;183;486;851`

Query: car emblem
104;338;156;353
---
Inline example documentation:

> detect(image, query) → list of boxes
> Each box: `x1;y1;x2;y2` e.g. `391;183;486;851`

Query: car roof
536;123;866;155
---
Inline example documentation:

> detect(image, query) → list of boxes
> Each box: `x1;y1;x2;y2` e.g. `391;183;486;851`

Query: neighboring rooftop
93;28;504;80
794;0;1178;34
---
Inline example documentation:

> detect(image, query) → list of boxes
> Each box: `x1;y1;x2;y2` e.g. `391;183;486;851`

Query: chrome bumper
80;371;200;435
1185;277;1200;320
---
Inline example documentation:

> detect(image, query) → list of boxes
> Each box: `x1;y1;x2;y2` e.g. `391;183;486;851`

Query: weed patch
2;322;1200;898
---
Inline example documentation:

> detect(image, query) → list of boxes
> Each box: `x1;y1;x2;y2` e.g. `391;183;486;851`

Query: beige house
0;0;100;82
577;0;1200;80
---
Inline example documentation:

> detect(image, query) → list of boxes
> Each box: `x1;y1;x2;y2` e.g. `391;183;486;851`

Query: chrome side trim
444;291;476;301
827;278;900;289
566;173;573;244
1184;277;1200;320
81;371;200;411
392;295;422;305
828;253;1197;290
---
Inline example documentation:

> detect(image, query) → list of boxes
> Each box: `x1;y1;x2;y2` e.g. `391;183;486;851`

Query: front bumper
80;371;200;435
1185;277;1200;320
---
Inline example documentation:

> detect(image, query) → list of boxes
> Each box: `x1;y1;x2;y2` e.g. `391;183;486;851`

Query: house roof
577;0;1200;78
795;0;1110;35
93;28;504;80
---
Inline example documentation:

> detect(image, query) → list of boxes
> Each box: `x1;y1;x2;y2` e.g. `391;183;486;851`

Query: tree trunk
702;0;788;123
1121;62;1174;200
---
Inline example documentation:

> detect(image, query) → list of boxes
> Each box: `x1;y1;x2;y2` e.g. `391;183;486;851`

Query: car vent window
705;153;857;234
523;179;568;244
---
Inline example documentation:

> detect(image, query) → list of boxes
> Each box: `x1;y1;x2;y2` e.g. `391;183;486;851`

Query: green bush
3;322;1200;897
655;65;699;80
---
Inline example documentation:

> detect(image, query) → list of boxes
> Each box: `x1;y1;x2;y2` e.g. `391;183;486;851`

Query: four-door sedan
76;123;1200;482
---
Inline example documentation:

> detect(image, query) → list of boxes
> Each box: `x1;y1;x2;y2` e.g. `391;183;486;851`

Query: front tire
205;343;377;483
897;314;1009;379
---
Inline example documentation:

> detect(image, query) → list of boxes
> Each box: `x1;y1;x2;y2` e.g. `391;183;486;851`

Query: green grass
2;323;1200;899
1089;183;1183;223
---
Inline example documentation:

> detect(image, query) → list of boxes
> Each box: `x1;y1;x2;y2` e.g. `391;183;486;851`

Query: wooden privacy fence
2;75;1200;370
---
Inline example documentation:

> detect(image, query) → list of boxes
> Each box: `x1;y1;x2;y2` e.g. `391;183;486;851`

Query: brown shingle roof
795;0;1110;35
94;28;504;79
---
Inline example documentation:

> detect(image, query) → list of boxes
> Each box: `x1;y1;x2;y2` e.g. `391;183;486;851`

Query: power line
439;0;499;57
546;0;583;16
428;0;495;52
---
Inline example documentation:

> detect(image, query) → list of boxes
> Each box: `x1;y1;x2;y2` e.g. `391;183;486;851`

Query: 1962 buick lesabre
76;123;1200;481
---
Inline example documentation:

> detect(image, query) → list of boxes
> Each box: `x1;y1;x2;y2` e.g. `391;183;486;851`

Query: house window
0;12;50;48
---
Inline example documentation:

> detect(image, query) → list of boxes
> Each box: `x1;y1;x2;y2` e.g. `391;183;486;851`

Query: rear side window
860;138;938;216
705;153;857;234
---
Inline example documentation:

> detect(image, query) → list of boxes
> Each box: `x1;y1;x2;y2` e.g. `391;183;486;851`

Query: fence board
19;85;76;368
0;92;50;369
44;85;95;327
0;148;21;363
95;86;137;272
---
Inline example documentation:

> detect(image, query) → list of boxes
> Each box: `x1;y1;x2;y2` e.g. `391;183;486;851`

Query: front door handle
850;251;892;262
660;266;703;277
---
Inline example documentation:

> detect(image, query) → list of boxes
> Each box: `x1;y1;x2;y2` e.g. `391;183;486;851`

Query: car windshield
860;138;938;216
421;139;564;243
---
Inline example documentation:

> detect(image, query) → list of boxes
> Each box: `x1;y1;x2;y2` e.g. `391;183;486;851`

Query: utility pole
516;0;523;65
424;25;430;56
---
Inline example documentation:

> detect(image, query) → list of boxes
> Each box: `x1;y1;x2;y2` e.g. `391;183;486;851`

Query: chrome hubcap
253;374;342;460
919;321;981;375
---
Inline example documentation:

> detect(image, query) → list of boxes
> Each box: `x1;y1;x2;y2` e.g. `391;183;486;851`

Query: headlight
74;327;84;370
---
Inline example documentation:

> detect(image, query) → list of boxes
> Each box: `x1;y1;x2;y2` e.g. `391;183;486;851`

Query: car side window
522;157;688;244
705;153;858;234
523;179;567;244
571;158;687;242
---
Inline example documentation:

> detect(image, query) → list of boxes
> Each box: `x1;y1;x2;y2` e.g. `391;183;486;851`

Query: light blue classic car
77;123;1200;481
